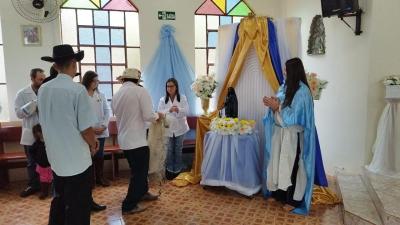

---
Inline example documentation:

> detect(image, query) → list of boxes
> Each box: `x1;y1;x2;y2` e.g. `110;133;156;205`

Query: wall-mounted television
321;0;359;17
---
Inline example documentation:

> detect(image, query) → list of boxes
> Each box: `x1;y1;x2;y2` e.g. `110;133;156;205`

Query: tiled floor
337;175;382;225
0;174;343;225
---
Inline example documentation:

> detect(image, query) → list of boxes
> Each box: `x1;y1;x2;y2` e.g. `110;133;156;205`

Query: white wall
1;0;281;121
365;0;400;162
0;0;61;121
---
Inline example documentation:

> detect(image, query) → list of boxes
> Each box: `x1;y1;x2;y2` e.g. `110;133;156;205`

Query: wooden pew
0;125;26;187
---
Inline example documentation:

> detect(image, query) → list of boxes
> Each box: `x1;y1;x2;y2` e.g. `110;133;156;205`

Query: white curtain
235;46;274;149
275;18;302;71
367;101;400;177
211;23;239;111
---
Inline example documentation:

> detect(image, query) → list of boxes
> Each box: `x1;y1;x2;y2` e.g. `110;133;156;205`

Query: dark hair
165;78;180;104
55;58;74;71
32;124;42;141
30;68;44;79
282;58;310;108
82;70;98;91
49;66;58;77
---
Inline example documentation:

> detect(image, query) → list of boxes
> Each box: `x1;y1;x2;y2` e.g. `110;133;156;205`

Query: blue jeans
24;145;40;189
166;134;185;173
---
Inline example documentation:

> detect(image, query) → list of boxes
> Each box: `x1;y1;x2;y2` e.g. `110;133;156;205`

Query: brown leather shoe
141;192;159;201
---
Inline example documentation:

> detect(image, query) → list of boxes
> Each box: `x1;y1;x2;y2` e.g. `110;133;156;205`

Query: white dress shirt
38;74;95;177
89;91;111;138
112;82;158;150
14;85;39;145
157;95;189;137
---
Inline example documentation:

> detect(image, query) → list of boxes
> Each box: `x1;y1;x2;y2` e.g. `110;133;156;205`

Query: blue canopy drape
142;25;197;115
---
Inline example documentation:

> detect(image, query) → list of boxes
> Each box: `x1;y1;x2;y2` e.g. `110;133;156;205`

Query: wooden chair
104;120;122;180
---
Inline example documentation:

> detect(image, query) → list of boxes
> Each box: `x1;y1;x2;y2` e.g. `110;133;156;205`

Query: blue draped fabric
232;23;240;56
314;130;328;187
268;19;284;85
201;131;262;196
142;25;197;115
263;83;316;215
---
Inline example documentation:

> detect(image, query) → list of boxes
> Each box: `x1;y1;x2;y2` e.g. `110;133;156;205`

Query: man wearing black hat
38;44;99;225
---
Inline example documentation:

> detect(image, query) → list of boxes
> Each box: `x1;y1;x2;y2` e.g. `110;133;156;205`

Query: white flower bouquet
383;75;400;86
306;72;328;100
191;75;218;99
210;117;256;135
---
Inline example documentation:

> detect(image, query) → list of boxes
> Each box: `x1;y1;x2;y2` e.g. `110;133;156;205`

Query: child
31;124;52;199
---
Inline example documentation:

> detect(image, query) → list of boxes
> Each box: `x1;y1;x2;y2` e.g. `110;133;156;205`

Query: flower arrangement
210;117;256;135
306;72;328;100
191;75;218;99
383;75;400;86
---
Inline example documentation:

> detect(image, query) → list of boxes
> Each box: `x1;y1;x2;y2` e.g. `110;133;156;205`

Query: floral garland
191;75;218;99
210;117;256;135
383;75;400;86
306;72;328;100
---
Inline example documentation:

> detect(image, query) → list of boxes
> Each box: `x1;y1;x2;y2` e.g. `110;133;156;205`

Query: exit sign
158;11;176;20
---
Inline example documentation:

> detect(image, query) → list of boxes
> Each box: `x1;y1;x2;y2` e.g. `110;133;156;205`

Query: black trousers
48;166;92;225
271;134;303;208
24;145;40;189
122;146;150;211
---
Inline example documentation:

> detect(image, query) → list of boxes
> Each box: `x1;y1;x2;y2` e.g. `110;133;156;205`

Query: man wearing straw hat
112;68;163;214
38;44;98;225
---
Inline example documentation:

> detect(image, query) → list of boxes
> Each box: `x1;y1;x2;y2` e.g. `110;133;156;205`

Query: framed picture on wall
21;25;41;46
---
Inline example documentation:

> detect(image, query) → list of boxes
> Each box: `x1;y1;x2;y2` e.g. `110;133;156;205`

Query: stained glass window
61;0;140;101
0;18;9;121
194;0;252;76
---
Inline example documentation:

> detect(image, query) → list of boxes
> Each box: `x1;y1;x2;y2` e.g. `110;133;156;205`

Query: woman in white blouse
158;78;190;180
82;71;111;188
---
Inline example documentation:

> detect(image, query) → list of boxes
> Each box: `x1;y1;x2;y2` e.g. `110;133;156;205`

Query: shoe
38;183;50;200
122;205;147;215
20;186;39;198
141;192;159;201
165;171;175;180
165;170;180;180
91;201;107;212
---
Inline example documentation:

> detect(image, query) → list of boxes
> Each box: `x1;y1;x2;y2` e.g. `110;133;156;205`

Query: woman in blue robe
262;58;316;215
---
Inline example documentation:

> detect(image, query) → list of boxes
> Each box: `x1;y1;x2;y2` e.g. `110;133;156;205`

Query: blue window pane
96;65;111;82
98;84;112;100
208;32;218;48
95;28;110;45
227;0;240;13
79;28;93;45
220;16;232;25
93;11;109;26
95;47;110;63
111;29;125;46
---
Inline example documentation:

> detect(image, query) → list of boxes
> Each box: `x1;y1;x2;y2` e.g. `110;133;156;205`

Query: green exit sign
158;11;176;20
